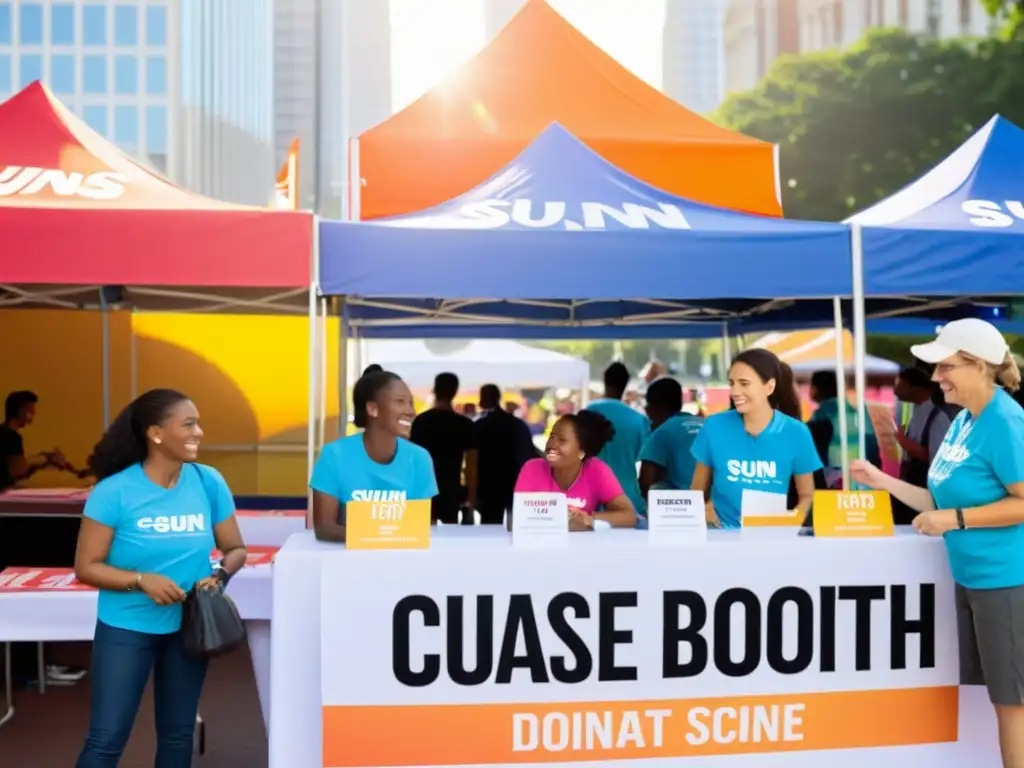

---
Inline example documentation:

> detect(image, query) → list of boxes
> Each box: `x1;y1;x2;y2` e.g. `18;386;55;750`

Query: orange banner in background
322;686;958;766
275;138;299;210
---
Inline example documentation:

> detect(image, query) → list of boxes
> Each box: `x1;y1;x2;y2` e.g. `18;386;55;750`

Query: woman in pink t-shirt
513;411;637;531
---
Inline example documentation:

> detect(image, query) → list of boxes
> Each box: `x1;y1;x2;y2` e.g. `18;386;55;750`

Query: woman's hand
195;575;223;591
139;574;187;606
568;507;594;532
850;459;887;490
912;510;957;537
705;501;721;529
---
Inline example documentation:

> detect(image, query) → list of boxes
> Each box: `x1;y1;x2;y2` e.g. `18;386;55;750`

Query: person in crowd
850;319;1024;764
504;401;520;416
692;349;822;529
0;390;69;491
462;403;478;420
890;366;953;524
474;384;537;525
586;363;649;521
513;411;637;531
807;369;881;487
73;389;247;767
638;377;703;505
310;371;437;542
410;372;477;525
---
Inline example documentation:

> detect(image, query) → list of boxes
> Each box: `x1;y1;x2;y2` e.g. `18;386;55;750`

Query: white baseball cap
910;318;1009;366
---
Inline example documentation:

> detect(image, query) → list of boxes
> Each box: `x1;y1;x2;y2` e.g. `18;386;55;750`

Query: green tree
715;29;1024;221
981;0;1024;37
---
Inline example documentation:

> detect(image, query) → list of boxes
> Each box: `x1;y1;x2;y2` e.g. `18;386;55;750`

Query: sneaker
46;665;87;682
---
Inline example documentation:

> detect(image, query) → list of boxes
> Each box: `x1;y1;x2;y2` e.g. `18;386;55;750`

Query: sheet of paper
511;492;569;548
647;489;707;543
740;489;789;517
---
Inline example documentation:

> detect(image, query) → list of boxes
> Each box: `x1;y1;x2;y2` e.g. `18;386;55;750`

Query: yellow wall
0;310;342;496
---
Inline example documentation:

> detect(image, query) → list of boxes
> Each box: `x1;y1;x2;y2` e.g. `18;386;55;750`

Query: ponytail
87;389;189;481
997;351;1022;393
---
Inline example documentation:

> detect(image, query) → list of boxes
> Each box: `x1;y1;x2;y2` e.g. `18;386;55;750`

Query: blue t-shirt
84;462;234;635
586;399;650;515
691;409;822;529
639;413;704;491
310;435;438;523
928;388;1024;589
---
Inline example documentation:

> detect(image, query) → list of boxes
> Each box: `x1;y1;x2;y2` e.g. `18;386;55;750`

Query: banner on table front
319;541;958;766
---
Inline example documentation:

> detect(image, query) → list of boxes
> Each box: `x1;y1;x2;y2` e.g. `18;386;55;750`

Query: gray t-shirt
905;401;951;461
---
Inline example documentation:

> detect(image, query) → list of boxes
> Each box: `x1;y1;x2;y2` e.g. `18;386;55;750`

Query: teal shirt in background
691;410;822;529
639;413;704;490
586;398;650;516
84;463;234;635
310;435;439;524
929;388;1024;589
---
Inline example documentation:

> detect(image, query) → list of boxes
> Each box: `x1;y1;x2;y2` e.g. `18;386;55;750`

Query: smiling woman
72;388;247;767
309;371;438;542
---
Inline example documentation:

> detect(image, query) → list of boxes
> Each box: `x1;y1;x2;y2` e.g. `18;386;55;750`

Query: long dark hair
88;389;189;481
730;349;790;412
774;362;803;420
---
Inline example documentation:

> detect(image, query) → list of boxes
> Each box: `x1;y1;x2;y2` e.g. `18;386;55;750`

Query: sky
389;0;665;112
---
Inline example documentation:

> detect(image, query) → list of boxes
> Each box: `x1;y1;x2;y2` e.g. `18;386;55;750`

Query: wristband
956;508;966;530
127;572;142;592
216;568;232;587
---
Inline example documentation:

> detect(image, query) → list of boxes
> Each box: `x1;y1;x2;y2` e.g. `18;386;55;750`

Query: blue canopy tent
838;115;1024;455
318;123;852;338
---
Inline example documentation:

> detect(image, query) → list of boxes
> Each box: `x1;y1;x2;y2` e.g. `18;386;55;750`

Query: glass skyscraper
0;0;275;206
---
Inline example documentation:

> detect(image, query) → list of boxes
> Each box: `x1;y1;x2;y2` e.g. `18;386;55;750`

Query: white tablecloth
270;528;1004;768
0;566;273;726
236;511;306;547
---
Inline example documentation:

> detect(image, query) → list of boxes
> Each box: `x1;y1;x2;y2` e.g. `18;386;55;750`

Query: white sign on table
647;489;707;543
510;492;568;548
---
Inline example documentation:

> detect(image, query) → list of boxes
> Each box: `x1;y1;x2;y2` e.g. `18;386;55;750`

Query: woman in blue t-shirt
852;320;1024;759
73;388;247;768
690;349;822;529
310;370;438;542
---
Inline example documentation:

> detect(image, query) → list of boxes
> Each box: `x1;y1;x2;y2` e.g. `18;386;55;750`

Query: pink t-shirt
513;458;625;514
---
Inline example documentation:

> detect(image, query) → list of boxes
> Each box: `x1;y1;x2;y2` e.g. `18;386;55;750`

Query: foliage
980;0;1024;38
714;29;1024;221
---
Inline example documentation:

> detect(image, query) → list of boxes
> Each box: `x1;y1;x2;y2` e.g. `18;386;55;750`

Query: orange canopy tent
356;0;781;220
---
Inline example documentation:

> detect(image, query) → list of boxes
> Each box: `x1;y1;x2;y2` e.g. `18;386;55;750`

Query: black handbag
181;583;247;660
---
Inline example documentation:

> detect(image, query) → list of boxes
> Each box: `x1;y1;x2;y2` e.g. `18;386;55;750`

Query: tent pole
129;310;138;401
851;223;868;465
98;289;111;429
720;321;732;371
306;215;321;527
338;298;349;437
318;296;328;450
833;297;850;489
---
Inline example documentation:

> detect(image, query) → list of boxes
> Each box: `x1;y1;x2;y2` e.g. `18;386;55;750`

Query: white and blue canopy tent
316;123;854;435
842;115;1024;455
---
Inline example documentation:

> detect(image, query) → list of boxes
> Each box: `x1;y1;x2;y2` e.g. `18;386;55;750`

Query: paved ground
0;642;267;766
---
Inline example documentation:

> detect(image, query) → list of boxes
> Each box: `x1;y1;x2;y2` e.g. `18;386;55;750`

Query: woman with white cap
851;318;1024;765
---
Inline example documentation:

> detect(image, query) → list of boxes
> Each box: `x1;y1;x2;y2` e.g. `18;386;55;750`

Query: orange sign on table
345;499;430;550
812;491;895;537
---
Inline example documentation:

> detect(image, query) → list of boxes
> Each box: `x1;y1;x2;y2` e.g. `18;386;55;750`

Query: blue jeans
76;621;208;768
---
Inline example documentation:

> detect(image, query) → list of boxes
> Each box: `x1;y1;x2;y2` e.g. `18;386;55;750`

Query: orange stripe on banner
322;686;958;766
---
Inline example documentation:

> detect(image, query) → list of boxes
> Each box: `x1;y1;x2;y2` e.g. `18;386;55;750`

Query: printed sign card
647;489;707;544
812;491;895;537
740;489;802;527
511;492;569;548
345;498;431;550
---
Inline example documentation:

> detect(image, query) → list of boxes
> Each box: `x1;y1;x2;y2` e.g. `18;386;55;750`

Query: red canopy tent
0;82;312;311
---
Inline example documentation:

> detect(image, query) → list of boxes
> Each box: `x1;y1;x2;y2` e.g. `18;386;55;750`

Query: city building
484;0;526;40
274;0;318;210
273;0;392;216
663;0;725;115
723;0;800;93
797;0;996;51
0;0;275;206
